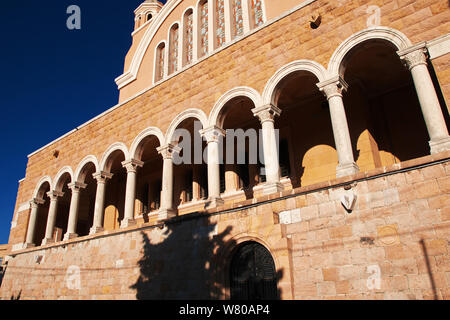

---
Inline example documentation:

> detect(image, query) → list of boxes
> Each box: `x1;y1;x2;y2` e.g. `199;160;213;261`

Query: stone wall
9;0;450;247
2;153;448;300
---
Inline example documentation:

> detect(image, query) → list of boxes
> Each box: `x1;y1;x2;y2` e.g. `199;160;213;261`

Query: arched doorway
230;242;278;300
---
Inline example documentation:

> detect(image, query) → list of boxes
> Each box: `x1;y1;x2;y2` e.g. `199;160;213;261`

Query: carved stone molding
398;43;428;70
122;159;144;173
157;144;181;160
252;104;282;124
93;171;114;184
317;76;349;99
200;126;225;144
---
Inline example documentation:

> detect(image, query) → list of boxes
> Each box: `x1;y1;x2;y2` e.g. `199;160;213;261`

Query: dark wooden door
230;242;278;300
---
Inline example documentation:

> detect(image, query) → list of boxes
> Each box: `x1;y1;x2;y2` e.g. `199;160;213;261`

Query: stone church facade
1;0;449;299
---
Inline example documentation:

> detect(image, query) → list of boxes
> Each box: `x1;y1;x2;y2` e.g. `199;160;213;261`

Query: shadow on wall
130;215;282;300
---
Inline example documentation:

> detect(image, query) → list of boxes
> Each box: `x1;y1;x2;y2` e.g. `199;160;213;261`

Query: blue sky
0;0;166;244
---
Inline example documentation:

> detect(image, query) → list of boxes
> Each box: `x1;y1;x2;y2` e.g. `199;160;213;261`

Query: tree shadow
130;214;283;300
10;290;21;301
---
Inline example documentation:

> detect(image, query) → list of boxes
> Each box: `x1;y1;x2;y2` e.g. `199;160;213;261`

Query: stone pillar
252;104;284;194
398;44;450;154
63;182;87;241
224;0;232;42
317;76;359;178
90;171;113;235
241;0;251;34
208;0;216;53
24;198;45;248
157;144;180;220
42;191;64;245
201;126;225;207
121;159;144;228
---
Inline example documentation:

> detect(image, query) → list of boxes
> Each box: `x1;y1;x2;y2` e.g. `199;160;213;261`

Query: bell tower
134;0;164;31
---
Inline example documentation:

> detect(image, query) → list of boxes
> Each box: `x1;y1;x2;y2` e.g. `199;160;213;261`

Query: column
121;159;144;228
398;44;450;154
157;144;181;220
24;198;45;248
192;165;201;201
201;126;225;207
42;191;64;245
317;76;359;178
192;6;199;63
242;0;251;33
90;171;113;235
224;0;232;42
208;0;216;53
63;182;87;241
252;104;284;194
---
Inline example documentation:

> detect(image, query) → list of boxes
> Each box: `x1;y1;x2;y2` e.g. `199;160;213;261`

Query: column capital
252;104;282;124
200;126;225;144
122;159;144;173
157;144;181;160
30;198;45;208
68;182;87;192
93;171;114;183
317;76;349;99
397;42;428;70
46;190;64;201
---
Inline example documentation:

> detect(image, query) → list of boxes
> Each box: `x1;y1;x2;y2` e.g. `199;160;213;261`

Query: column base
63;233;78;241
261;182;284;195
41;238;55;246
89;226;104;235
429;136;450;154
205;197;224;209
120;218;137;229
158;209;177;221
336;162;360;178
24;243;35;249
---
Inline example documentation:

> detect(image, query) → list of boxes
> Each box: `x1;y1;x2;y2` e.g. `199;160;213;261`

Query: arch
153;40;167;83
328;26;413;77
53;166;74;192
32;176;52;199
116;0;184;89
165;108;208;144
229;241;278;300
130;127;165;160
182;6;195;66
262;60;328;106
196;0;209;59
209;87;263;127
213;233;282;299
168;21;181;75
74;155;100;182
100;142;130;172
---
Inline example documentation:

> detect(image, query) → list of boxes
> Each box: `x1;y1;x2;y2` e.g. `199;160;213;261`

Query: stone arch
154;40;167;83
327;26;412;77
167;21;181;75
165;108;208;144
75;155;100;183
214;233;284;300
100;142;130;172
130;127;165;160
53;166;74;192
32;176;52;199
116;0;184;89
262;60;328;106
209;87;263;128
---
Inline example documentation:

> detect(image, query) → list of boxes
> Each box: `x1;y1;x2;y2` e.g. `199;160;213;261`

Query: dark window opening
279;139;291;178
